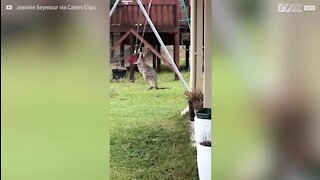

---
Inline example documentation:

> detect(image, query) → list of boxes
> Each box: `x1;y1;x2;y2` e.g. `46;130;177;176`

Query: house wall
190;0;211;108
204;0;212;108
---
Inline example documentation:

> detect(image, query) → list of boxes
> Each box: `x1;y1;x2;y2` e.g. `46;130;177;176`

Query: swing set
110;0;189;91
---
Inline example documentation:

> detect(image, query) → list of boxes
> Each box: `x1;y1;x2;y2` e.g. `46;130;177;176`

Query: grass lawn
110;70;198;179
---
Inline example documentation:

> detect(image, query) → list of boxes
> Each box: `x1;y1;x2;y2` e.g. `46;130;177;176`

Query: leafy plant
185;89;204;111
199;132;211;147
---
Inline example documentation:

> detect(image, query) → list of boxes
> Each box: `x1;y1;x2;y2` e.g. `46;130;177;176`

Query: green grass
110;70;198;179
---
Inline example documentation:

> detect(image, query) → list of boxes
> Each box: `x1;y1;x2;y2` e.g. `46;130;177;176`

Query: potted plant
197;139;211;180
185;89;204;121
194;108;211;143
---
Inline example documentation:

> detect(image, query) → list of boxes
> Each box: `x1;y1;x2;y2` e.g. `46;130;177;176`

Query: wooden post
129;34;135;82
130;34;134;53
111;32;115;58
186;44;190;70
120;32;125;66
156;45;161;73
152;45;157;69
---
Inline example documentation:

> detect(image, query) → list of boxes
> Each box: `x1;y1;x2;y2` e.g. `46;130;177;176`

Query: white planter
197;143;211;180
194;115;211;143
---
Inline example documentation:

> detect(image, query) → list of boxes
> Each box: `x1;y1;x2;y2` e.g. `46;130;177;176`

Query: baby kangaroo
134;52;168;90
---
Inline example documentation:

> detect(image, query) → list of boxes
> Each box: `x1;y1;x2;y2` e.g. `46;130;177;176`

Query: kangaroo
134;52;168;90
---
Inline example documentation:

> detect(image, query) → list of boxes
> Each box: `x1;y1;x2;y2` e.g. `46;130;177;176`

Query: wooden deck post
156;45;161;72
130;34;134;53
120;33;125;66
186;44;190;70
152;45;157;69
111;32;115;58
129;34;135;82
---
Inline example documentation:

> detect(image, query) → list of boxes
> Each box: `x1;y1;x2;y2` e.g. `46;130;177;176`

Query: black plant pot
188;101;195;121
196;108;211;119
112;69;127;80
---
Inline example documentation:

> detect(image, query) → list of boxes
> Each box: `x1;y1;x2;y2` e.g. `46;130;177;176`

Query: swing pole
109;0;121;17
136;0;189;91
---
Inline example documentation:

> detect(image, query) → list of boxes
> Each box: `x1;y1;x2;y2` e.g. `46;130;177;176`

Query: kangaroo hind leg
147;80;156;90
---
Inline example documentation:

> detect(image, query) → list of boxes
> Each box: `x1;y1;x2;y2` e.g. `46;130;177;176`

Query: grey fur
136;53;158;89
